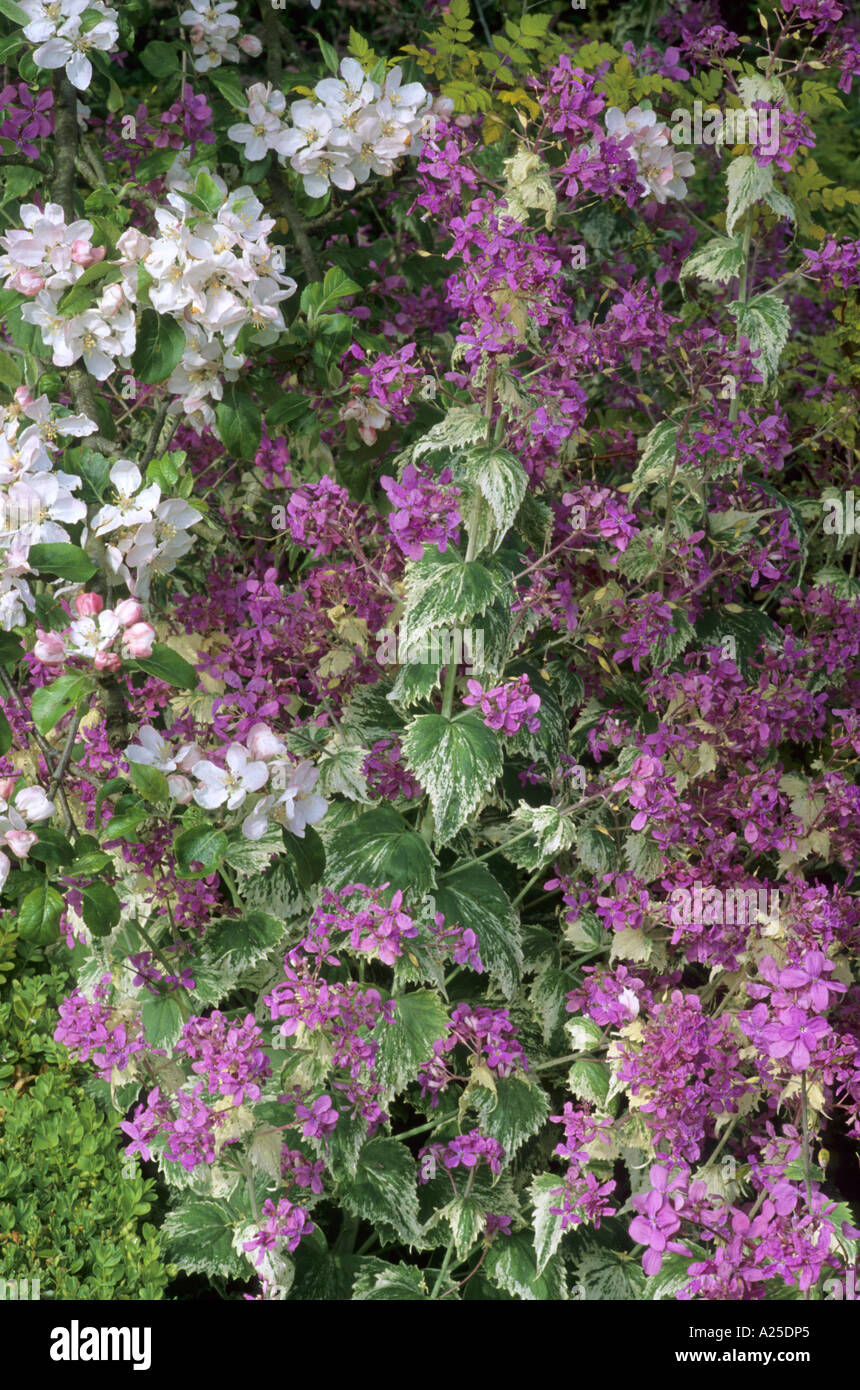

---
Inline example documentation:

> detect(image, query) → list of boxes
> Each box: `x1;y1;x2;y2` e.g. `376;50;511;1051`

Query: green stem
394;1110;459;1143
430;1233;457;1299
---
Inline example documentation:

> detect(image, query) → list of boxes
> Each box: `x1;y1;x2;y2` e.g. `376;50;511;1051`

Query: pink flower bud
167;773;194;804
0;776;17;802
75;591;104;617
4;827;36;858
121;621;156;659
13;268;45;296
246;722;285;760
13;386;34;410
238;34;262;54
94;650;122;672
33;628;66;664
175;742;202;773
70;239;105;267
114;597;144;627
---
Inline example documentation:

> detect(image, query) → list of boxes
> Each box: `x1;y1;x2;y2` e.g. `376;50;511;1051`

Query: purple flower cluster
0;83;53;159
418;1129;505;1183
462;674;541;736
242;1197;314;1268
305;883;418;966
418;1002;527;1104
130;947;195;995
430;910;483;973
121;1082;234;1171
548;1103;617;1229
175;1010;272;1105
802;236;860;290
280;1146;326;1193
738;949;846;1074
379;464;462;562
363;738;422;800
286;477;357;558
54;975;146;1078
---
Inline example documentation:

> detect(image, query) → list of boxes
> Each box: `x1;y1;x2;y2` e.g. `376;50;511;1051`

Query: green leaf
207;65;246;109
402;711;502;845
573;1245;645;1300
173;825;228;878
56;261;123;316
504;803;575;869
134;642;198;689
352;1261;428;1300
317;740;370;803
486;1232;566;1300
141;993;184;1049
630;418;679;500
680;234;746;288
131;309;185;384
27;543;97;581
28;828;75;867
164;1196;247;1279
301;265;360;318
454;446;528;552
0;632;23;667
471;1075;549;1159
339;1138;423;1248
31;674;93;734
325;807;436;894
126;762;170;802
81;881;121;937
403;550;505;646
530;1172;566;1275
205;910;285;971
0;0;29;23
140;39;180;78
725;154;775;237
134;148;181;182
568;1057;610;1107
18;881;64;944
0;708;10;757
727;291;791;383
193;169;223;215
215;384;261;461
435;863;522;997
372;990;450;1095
282;825;326;888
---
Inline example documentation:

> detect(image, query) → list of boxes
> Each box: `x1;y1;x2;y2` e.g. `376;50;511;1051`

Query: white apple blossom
124;726;179;773
179;0;259;72
23;0;119;91
90;460;161;537
66;608;121;657
603;106;695;203
241;761;327;840
192;743;269;810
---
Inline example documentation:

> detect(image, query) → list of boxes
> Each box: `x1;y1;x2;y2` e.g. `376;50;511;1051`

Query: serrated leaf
205;910;285;971
630;418;679;500
164;1196;247;1279
324;807;436;893
455;446;528;552
403;549;505;646
173;825;228;878
352;1261;427;1300
402;712;502;845
530;1172;566;1275
317;740;370;803
486;1232;567;1300
435;864;522;997
373;989;450;1095
471;1075;549;1159
725;154;774;237
339;1138;423;1248
680;234;746;288
141;993;183;1049
727;292;791;383
505;803;575;869
568;1057;610;1107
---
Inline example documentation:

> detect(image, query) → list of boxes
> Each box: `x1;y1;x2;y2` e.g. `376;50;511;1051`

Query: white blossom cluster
227;58;442;199
20;0;119;91
179;0;261;72
0;782;55;891
0;203;137;381
0;170;296;431
604;106;695;203
124;723;328;839
0;390;94;629
86;458;200;600
132;162;298;430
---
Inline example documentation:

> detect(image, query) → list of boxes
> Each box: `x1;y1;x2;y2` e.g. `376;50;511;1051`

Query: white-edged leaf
530;1172;566;1275
324;806;437;892
339;1138;423;1248
727;291;791;382
403;549;505;646
505;802;575;869
435;863;522;996
455;446;528;552
725;154;773;236
373;990;450;1094
680;234;746;287
402;711;502;844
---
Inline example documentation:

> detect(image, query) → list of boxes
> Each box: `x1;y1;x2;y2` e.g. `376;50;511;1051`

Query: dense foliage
1;0;860;1301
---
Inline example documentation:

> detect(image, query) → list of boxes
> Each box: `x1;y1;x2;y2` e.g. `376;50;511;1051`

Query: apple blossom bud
13;268;45;295
0;776;17;802
114;597;144;627
13;386;34;410
33;628;66;664
121;621;156;658
246;722;285;760
71;240;106;267
75;591;104;617
238;34;262;53
94;650;122;672
167;773;194;804
5;827;37;858
14;786;54;822
99;283;125;316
